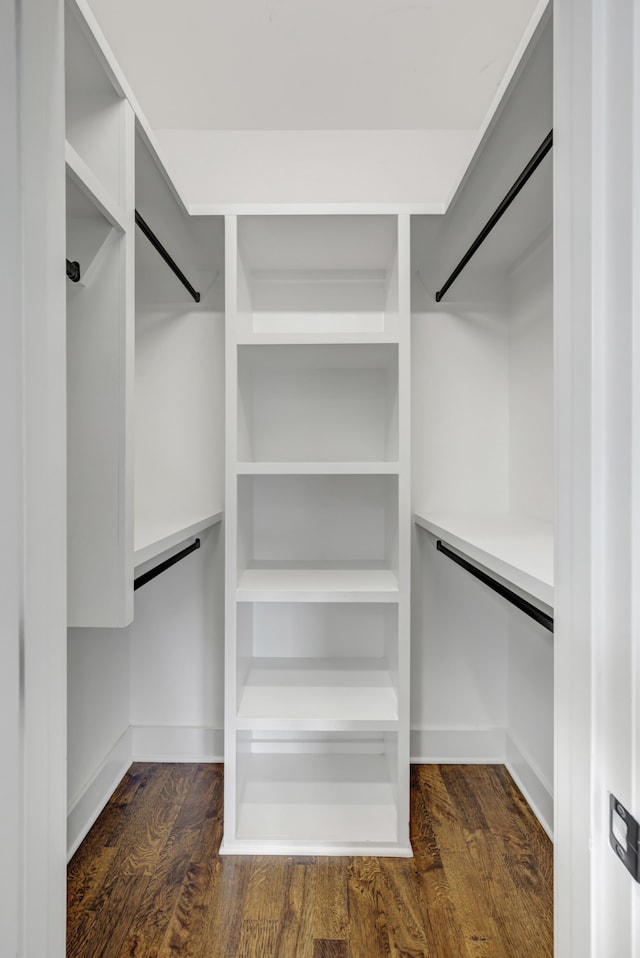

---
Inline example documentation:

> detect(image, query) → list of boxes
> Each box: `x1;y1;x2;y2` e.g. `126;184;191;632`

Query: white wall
67;628;131;855
508;232;554;521
411;527;509;762
411;299;510;517
1;3;23;953
130;523;225;759
19;0;68;953
506;610;553;829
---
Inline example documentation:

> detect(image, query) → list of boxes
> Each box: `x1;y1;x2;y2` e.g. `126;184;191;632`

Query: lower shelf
223;733;410;856
238;753;397;846
236;657;398;730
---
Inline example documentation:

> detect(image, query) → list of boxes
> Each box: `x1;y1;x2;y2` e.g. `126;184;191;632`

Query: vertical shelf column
65;2;135;627
222;213;411;856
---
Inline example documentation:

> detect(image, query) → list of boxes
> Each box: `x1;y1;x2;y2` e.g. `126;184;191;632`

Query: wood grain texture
67;763;552;958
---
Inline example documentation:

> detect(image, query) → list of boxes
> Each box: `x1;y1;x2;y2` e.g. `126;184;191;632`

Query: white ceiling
87;0;543;132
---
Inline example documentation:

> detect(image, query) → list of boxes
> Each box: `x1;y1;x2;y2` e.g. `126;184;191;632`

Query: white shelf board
233;752;400;849
236;461;400;475
414;512;553;607
134;512;223;567
65;140;127;232
236;658;398;730
236;567;400;603
251;311;387;335
236;331;399;346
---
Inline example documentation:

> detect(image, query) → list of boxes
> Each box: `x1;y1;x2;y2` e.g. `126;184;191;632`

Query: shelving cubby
230;732;401;854
235;603;399;731
234;215;401;341
224;213;411;855
237;343;398;465
236;473;399;594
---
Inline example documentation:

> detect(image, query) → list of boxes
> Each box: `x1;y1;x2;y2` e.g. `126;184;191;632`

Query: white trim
189;202;446;217
131;725;224;763
505;733;554;840
410;727;506;764
66;727;132;862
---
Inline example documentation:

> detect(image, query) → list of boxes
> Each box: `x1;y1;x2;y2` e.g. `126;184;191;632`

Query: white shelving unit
65;0;225;623
65;1;135;628
224;214;411;855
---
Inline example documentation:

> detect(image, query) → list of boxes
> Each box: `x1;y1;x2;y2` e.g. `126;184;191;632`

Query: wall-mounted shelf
414;512;553;609
134;512;223;567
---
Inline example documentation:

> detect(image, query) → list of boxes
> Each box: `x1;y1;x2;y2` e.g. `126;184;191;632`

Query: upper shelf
414;512;553;608
233;215;401;339
134;512;223;567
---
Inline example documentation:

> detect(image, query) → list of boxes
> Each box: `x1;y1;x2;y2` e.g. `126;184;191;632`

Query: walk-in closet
7;0;640;954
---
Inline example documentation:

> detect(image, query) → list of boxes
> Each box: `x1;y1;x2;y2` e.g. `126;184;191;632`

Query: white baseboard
410;727;506;763
505;733;554;840
67;726;132;862
131;725;224;762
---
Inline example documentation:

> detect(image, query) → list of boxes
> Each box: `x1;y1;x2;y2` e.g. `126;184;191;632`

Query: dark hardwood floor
67;763;553;957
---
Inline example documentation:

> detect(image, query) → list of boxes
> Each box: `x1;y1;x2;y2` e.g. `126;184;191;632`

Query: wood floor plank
67;762;553;958
156;859;214;958
241;856;294;922
313;939;350;958
409;768;473;958
270;857;318;958
347;858;394;958
120;822;201;957
195;855;252;957
313;858;350;941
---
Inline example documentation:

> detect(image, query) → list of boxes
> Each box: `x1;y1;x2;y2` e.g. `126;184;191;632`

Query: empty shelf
234;752;400;851
236;658;398;730
236;567;400;603
414;512;553;607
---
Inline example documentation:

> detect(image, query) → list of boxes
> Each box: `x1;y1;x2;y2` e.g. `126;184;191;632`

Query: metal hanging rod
66;259;81;283
436;539;554;632
134;538;201;591
135;210;201;303
435;130;553;303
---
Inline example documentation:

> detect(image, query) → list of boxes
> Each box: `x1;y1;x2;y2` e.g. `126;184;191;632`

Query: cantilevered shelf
414;512;553;608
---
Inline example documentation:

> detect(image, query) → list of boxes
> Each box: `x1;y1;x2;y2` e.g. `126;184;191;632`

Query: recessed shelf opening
236;215;399;336
237;474;398;576
234;731;399;847
236;603;399;728
238;343;398;462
